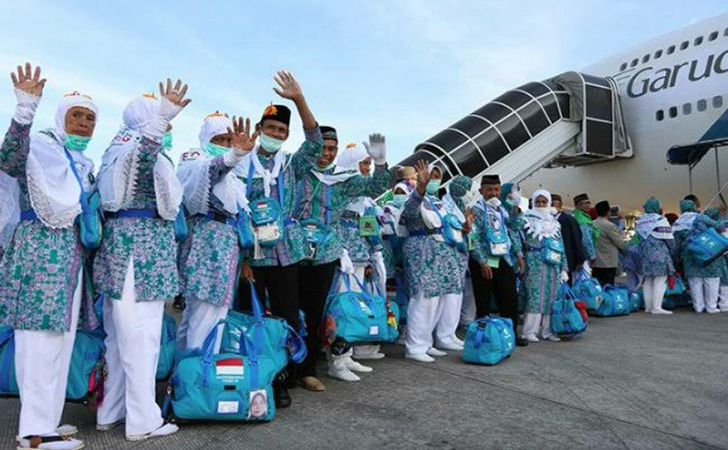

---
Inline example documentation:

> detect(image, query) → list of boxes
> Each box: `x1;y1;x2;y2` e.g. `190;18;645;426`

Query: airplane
395;13;728;214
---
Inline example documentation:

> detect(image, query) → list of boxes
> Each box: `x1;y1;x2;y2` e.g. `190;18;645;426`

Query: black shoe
274;386;292;409
173;296;186;311
516;337;530;347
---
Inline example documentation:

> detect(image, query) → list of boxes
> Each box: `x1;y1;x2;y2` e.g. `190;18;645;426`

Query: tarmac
2;308;728;450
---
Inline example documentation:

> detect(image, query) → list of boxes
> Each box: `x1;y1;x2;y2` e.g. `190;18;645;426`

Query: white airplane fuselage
521;13;728;214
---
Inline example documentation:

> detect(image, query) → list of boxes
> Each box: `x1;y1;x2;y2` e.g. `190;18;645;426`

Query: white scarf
420;193;465;230
522;189;561;240
177;149;248;216
0;171;20;247
672;212;698;233
636;213;674;240
235;144;287;198
96;95;183;220
345;196;377;216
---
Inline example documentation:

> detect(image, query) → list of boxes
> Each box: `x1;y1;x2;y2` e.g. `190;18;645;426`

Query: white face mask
534;207;550;216
486;197;501;208
550;207;559;216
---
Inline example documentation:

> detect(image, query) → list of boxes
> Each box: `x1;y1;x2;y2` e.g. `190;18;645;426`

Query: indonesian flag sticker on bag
216;358;244;376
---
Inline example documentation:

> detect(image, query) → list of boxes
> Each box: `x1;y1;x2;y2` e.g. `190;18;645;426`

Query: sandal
17;434;84;449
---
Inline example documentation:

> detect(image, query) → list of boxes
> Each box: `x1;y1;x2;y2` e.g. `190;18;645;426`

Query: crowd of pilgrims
0;63;726;449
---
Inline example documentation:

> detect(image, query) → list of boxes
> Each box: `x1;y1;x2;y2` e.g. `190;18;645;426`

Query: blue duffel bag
322;270;394;344
220;283;307;373
687;227;728;266
550;284;588;337
592;285;632;317
156;314;177;381
629;290;643;312
0;325;105;404
366;277;400;343
573;270;605;311
164;324;277;422
462;317;515;365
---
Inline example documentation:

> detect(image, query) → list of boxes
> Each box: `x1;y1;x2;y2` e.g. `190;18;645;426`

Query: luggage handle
473;318;507;354
200;325;260;389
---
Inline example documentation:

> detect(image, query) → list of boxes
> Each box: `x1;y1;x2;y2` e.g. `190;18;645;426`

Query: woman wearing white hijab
520;189;568;342
175;112;256;351
401;160;471;363
0;171;20;260
0;64;98;450
93;79;190;441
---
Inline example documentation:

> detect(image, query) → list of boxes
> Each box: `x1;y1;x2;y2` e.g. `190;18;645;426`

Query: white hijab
96;94;183;220
0;171;20;247
672;212;698;233
523;189;561;240
235;143;288;198
636;213;674;240
310;142;368;186
26;92;97;228
177;113;247;215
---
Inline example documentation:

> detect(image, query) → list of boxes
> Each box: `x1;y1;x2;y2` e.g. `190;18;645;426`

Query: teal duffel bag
366;278;400;343
687;227;728;266
550;284;588;337
591;285;632;317
164;325;277;422
573;270;605;311
322;271;392;344
156;314;177;381
629;290;643;312
220;283;306;373
462;317;515;365
0;326;105;404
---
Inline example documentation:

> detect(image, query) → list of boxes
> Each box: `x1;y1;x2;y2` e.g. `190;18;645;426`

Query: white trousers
688;277;720;313
521;312;553;339
719;286;728;311
643;276;668;313
15;268;82;438
97;258;165;437
406;293;449;355
460;275;476;326
177;299;228;350
434;293;463;346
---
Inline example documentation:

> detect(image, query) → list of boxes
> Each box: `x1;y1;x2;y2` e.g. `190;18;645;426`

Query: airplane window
642;54;650;63
724;28;728;36
654;50;663;59
713;96;724;108
667;45;675;54
630;59;638;67
683;103;692;115
694;36;704;46
709;31;718;41
680;41;689;50
656;110;664;121
698;99;707;112
620;62;627;71
669;106;678;118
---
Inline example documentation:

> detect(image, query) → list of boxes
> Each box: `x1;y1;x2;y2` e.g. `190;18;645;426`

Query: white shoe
126;423;179;442
707;308;720;314
17;435;84;449
452;336;465;346
16;425;78;444
405;352;435;363
525;335;540;343
96;419;125;431
652;308;673;315
426;347;448;357
436;341;464;351
345;357;373;373
544;335;561;342
328;366;361;382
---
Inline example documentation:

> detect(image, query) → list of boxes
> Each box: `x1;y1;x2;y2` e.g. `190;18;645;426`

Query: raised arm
0;63;45;177
342;134;391;199
209;116;257;185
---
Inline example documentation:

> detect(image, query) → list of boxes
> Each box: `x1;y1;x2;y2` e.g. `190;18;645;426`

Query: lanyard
63;149;86;195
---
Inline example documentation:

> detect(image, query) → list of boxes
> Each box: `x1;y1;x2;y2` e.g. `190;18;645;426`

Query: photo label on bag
248;389;268;419
216;358;244;376
369;325;379;335
217;401;240;414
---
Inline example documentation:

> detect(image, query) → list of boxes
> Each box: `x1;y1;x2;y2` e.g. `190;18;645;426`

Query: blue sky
0;1;726;165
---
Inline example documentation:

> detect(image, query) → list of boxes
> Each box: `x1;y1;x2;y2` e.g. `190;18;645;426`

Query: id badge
255;222;281;243
359;215;378;237
487;257;500;268
490;242;508;256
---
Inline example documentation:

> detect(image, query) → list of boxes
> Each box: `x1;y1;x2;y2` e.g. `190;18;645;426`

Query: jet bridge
394;72;633;186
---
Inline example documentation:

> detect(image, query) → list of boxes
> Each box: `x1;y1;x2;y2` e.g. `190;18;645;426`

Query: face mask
426;179;441;195
205;142;228;158
550;207;559;216
314;161;335;172
391;194;408;209
534;207;550;216
163;132;173;152
65;134;91;152
259;133;284;153
509;191;522;206
486;197;501;208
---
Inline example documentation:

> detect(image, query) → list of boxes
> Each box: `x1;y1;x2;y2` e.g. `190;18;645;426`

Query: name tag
487;257;500;268
490;242;508;256
254;223;281;243
217;401;240;414
369;325;379;336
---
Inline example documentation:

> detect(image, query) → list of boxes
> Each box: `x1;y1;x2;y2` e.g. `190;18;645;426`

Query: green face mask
426;179;441;195
391;194;408;209
259;133;284;153
65;134;91;152
162;132;173;152
205;142;229;158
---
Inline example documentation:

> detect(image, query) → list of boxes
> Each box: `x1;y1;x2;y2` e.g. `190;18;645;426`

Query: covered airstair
394;72;633;186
